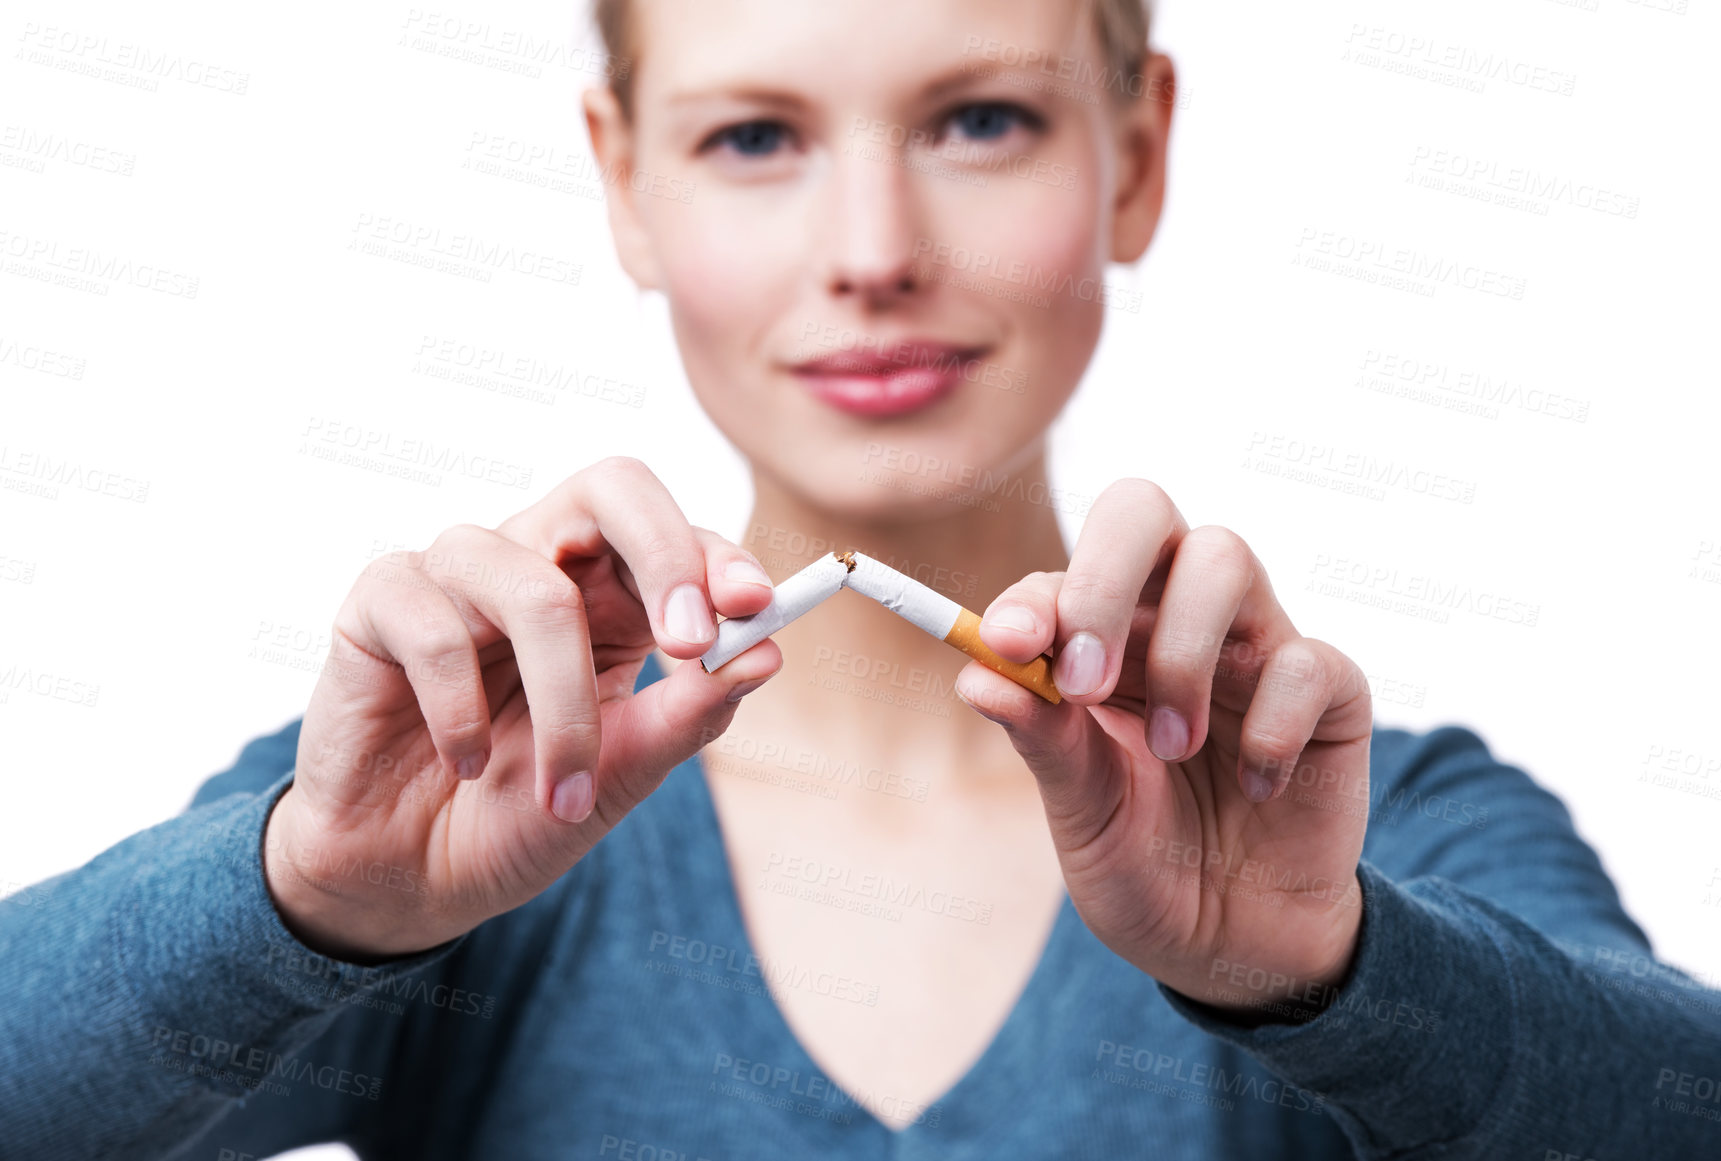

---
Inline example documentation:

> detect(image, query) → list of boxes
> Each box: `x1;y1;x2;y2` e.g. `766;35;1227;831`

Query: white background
3;1;1718;1156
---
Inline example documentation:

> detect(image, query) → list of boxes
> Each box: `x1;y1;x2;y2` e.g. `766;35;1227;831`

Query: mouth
790;341;987;419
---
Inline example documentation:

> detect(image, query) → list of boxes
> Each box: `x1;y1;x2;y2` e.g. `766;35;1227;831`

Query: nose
820;142;922;304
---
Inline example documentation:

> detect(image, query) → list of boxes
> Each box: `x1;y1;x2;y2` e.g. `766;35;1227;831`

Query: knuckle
1243;722;1304;767
1103;476;1173;517
1150;624;1212;675
1305;636;1372;703
1057;570;1134;616
539;703;603;742
519;581;587;625
358;550;419;586
633;530;688;572
592;454;653;485
436;714;490;750
1183;524;1255;578
1271;638;1328;689
430;521;488;555
411;624;472;666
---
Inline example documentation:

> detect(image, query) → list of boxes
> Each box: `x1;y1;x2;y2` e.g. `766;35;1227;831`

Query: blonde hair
593;0;1153;122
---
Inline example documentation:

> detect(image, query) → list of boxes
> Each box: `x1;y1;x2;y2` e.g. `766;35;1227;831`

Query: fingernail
725;676;771;703
725;559;774;588
552;771;594;822
1241;769;1274;804
956;684;1013;727
1149;706;1188;762
456;750;488;781
986;603;1037;635
1053;631;1104;697
665;583;715;645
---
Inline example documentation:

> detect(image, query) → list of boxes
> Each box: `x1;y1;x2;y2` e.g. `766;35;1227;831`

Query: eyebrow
661;56;1036;113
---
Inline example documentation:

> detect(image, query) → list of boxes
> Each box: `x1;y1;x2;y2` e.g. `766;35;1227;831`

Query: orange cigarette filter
839;551;1062;704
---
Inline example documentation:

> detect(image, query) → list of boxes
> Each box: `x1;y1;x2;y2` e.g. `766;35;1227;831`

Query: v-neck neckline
672;706;1080;1141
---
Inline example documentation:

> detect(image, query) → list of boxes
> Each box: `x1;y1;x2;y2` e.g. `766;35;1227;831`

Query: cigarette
699;550;1062;705
840;551;1062;704
699;551;852;673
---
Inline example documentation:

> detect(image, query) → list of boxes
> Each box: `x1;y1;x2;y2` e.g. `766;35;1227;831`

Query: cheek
648;192;800;347
924;177;1107;408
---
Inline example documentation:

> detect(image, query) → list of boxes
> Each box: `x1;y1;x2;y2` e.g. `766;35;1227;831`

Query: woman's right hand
262;457;782;962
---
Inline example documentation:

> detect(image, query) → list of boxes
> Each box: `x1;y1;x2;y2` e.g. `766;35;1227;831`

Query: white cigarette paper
698;551;851;672
698;549;1062;703
841;551;963;639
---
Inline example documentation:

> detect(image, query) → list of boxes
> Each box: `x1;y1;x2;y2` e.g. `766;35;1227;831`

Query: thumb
954;660;1128;856
596;644;783;815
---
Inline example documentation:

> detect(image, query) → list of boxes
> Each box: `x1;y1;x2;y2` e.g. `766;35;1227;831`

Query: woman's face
588;0;1171;520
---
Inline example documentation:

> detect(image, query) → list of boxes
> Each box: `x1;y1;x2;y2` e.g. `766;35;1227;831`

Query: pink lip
791;342;985;418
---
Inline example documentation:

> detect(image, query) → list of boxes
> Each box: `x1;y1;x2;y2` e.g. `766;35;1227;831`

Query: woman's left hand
956;479;1373;1013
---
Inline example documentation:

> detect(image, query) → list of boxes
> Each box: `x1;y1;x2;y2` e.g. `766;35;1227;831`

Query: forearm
1160;860;1721;1158
0;770;464;1160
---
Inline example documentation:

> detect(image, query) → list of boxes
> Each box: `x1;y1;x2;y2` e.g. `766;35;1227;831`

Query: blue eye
948;102;1038;141
713;120;788;156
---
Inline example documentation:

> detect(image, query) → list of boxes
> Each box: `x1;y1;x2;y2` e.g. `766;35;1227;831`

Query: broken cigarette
697;550;852;672
700;550;1062;704
840;551;1062;704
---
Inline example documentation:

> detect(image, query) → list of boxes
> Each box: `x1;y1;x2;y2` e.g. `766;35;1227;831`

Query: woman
2;0;1717;1157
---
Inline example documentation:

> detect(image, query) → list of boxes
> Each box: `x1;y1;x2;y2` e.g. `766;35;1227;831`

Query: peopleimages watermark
858;442;1096;517
646;929;881;1006
1406;146;1639;220
1306;551;1542;628
348;212;581;287
0;124;136;177
463;130;694;205
1340;25;1577;97
298;417;533;491
911;239;1143;313
1;227;200;299
847;117;1077;190
15;22;250;95
412;333;645;410
1244;431;1478;505
148;1026;382;1101
1093;1041;1326;1114
758;852;994;925
1292;227;1526;301
1356;348;1591;424
959;35;1188;109
400;9;630;79
710;1051;941;1128
0;333;86;380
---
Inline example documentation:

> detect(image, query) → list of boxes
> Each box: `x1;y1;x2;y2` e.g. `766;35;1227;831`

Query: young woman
3;0;1717;1157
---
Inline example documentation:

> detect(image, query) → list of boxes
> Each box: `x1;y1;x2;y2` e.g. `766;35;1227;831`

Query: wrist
261;787;448;963
1167;878;1365;1021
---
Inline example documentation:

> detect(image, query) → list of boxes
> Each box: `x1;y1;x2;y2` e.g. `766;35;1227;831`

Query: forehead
631;0;1098;105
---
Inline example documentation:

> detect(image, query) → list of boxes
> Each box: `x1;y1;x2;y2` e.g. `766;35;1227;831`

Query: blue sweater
3;653;1718;1159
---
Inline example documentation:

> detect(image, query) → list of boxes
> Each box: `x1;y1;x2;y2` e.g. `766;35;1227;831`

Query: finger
1144;524;1296;764
977;571;1062;663
952;660;1129;864
1053;479;1189;703
417;524;603;821
1234;637;1372;803
494;456;719;658
690;526;779;620
334;555;493;788
586;636;785;828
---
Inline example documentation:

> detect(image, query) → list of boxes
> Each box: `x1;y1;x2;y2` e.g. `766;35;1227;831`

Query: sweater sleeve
0;718;471;1161
1157;723;1721;1159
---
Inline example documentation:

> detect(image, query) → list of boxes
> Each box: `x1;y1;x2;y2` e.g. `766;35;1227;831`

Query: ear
582;85;666;291
1109;52;1177;264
